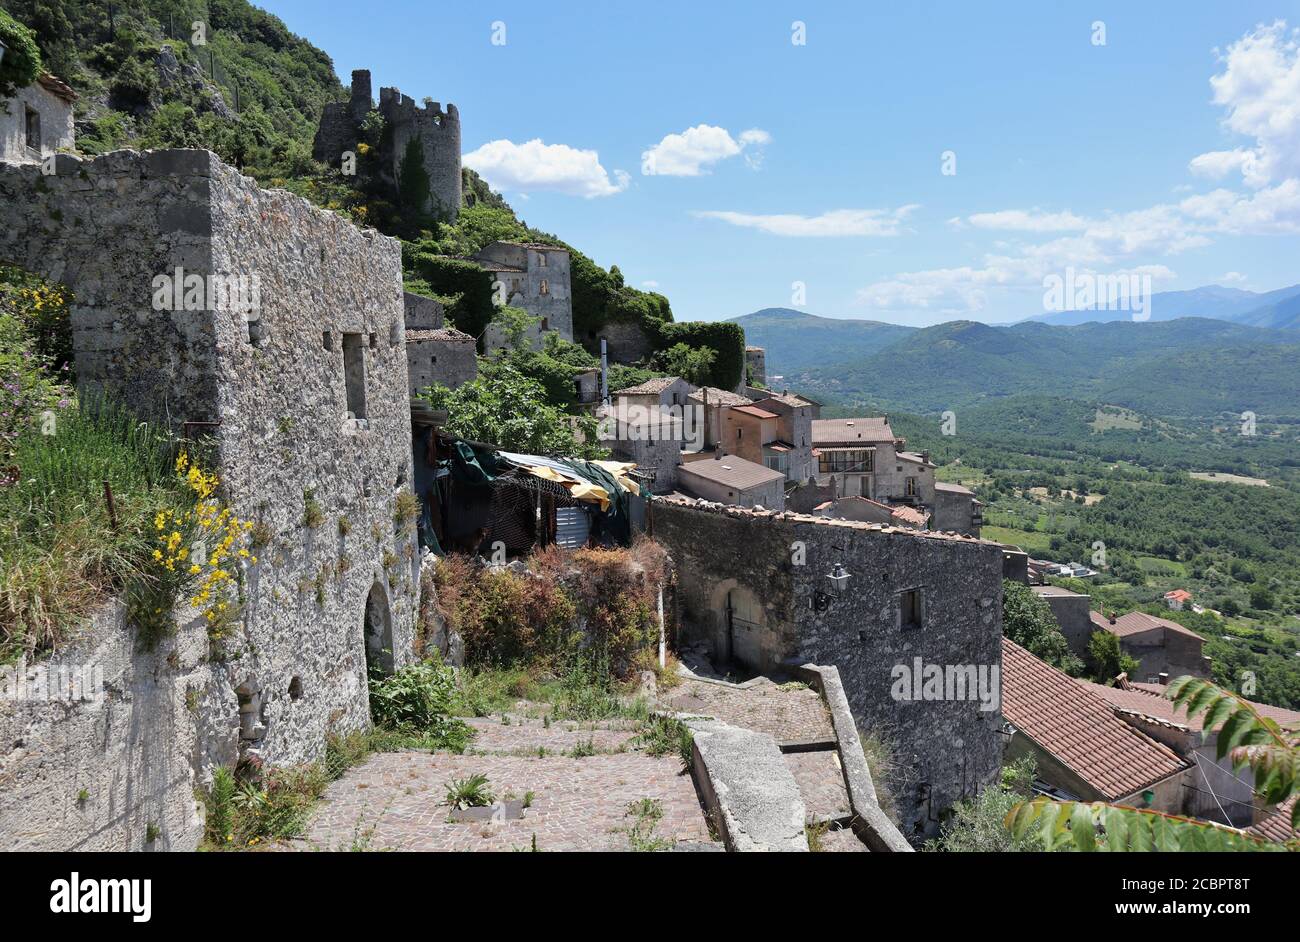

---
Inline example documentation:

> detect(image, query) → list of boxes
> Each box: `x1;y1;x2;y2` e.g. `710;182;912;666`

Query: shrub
367;656;473;752
655;321;744;390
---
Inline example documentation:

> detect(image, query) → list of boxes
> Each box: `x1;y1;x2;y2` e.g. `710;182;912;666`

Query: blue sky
260;0;1300;325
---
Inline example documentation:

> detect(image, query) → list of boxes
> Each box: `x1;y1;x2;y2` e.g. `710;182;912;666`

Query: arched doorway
363;582;394;677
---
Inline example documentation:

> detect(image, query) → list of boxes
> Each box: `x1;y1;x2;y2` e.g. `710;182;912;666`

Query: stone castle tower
313;69;462;222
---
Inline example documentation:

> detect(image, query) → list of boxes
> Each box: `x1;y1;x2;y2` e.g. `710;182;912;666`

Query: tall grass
0;396;192;660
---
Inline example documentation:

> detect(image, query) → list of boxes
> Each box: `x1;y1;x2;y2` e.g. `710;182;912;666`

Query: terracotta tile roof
890;504;929;527
1089;610;1204;643
1001;638;1190;800
1164;589;1193;602
1247;798;1296;843
935;481;974;495
812;418;895;444
37;74;78;104
688;386;751;407
406;328;474;343
898;451;934;466
763;393;814;409
677;455;785;491
614;376;683;396
731;404;780;420
1103;682;1300;730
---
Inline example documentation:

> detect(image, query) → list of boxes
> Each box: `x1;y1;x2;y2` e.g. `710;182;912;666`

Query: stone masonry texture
0;149;421;850
651;498;1004;839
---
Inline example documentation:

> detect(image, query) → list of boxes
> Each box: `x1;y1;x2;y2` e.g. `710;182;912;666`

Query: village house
687;385;752;449
747;391;816;482
1164;588;1193;611
676;453;786;510
1000;639;1192;814
1084;679;1300;828
473;240;574;341
0;71;76;164
811;417;982;536
1089;610;1211;683
598;406;684;495
614;375;695;411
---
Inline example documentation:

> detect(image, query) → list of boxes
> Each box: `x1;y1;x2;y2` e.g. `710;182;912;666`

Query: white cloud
464;138;629;198
642;124;771;176
641;280;660;288
692;206;918;237
1189;148;1257;181
964;209;1089;232
1190;21;1300;187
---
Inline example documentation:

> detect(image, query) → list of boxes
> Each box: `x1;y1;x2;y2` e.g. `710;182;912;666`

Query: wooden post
103;480;118;530
657;583;666;670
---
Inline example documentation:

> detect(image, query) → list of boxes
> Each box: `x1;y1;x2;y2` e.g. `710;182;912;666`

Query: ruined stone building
473;241;574;342
313;69;462;221
0;149;421;850
651;498;1005;838
744;345;766;387
0;72;75;164
812;417;982;537
403;291;477;396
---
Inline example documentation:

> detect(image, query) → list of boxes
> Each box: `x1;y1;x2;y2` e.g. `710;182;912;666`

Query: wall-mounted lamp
827;563;851;593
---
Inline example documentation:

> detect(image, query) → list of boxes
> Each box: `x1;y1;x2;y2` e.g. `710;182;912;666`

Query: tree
1002;580;1084;675
420;359;606;459
654;342;716;387
1006;677;1299;851
1087;630;1139;683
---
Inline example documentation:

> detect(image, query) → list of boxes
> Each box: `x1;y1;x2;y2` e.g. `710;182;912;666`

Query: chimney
1158;672;1169;685
1108;612;1116;625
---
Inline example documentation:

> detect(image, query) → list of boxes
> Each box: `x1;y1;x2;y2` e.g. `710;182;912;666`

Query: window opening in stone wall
25;107;40;151
323;330;334;351
900;588;924;631
342;333;367;420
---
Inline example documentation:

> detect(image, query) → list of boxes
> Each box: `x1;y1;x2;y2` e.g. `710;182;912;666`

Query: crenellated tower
312;69;462;222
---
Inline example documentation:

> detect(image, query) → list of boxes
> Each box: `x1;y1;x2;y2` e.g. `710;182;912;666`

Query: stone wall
0;149;421;848
0;603;216;851
404;291;444;330
745;347;766;387
590;318;655;363
650;498;1005;839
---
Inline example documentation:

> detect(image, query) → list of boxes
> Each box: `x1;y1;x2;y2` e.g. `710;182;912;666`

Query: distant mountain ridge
728;308;914;375
732;307;1300;417
1024;283;1300;329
